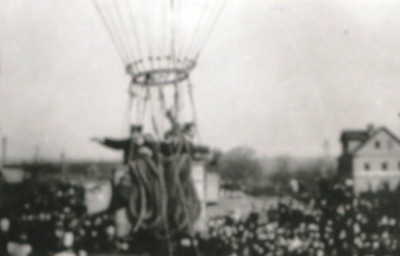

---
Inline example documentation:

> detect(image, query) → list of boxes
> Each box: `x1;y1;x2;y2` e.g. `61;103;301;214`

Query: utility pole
1;137;6;167
322;139;330;173
323;139;330;160
33;145;40;164
60;151;66;181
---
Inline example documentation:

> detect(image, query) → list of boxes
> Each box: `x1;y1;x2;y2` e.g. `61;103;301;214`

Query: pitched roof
352;127;400;154
340;130;369;143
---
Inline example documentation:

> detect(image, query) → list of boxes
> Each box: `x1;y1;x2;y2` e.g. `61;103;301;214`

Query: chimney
367;123;375;136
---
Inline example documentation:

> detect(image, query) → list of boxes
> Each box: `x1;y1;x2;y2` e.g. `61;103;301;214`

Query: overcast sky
1;0;400;161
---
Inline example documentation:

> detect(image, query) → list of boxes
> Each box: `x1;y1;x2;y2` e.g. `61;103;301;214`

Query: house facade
338;125;400;193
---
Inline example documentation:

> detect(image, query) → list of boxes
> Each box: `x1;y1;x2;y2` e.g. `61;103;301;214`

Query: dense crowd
0;181;181;256
186;181;400;256
0;179;400;256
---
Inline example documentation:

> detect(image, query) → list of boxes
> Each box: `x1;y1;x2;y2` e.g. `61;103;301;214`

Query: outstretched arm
90;137;129;150
90;137;104;144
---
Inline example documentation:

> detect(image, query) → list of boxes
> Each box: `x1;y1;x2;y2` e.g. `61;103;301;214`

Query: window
398;162;400;170
382;162;387;171
364;163;370;171
375;141;381;149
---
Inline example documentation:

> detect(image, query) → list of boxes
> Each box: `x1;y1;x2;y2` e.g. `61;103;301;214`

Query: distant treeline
206;146;337;196
3;161;120;182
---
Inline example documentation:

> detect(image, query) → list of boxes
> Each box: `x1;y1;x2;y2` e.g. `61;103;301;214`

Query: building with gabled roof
338;124;400;193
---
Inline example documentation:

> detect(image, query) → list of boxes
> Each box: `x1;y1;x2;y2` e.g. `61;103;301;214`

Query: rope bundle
122;153;201;240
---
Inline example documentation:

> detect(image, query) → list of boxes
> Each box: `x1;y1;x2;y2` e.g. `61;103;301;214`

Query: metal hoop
126;58;196;86
131;69;189;86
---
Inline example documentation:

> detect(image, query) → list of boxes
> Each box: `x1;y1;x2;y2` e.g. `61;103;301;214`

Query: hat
130;124;143;133
182;122;195;132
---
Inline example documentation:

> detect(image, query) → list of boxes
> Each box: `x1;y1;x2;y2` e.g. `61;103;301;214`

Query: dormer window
375;141;381;149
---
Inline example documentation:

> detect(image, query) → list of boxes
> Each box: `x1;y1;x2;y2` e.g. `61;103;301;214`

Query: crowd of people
184;181;400;256
0;178;400;256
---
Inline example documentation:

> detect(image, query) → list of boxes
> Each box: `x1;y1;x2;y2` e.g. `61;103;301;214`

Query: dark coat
102;137;209;164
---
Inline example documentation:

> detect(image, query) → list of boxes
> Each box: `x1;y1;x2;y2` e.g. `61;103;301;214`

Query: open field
205;194;291;219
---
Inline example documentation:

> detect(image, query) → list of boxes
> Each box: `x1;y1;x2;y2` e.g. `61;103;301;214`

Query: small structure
1;167;26;183
205;172;220;204
338;124;400;192
191;161;207;216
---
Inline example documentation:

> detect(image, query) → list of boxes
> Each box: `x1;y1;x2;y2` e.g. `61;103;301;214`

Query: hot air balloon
90;2;228;250
92;0;228;137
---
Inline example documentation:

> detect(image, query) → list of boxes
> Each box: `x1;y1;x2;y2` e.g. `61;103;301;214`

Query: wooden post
1;137;6;167
60;151;66;181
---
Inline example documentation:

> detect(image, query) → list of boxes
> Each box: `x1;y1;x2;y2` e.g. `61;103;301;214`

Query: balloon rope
187;0;224;61
187;78;202;144
173;83;180;123
175;0;183;68
194;0;228;61
140;87;151;124
137;86;145;125
154;0;161;70
150;90;161;140
144;0;154;68
170;0;177;68
126;0;145;71
112;0;136;63
126;84;135;126
92;0;127;63
162;0;168;67
102;1;132;63
178;0;213;68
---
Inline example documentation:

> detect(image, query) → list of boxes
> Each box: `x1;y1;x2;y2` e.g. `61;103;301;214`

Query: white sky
2;0;400;161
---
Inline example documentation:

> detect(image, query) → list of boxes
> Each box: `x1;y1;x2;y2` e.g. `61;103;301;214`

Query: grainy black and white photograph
1;1;400;256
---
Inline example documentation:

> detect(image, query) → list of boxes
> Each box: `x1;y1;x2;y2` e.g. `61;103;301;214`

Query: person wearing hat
91;125;154;164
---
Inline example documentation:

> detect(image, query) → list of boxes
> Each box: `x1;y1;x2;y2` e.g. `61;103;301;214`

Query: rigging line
92;0;127;63
136;85;145;124
102;1;133;63
187;0;225;62
179;0;216;67
193;0;228;61
154;0;162;70
129;83;142;125
112;0;136;63
170;0;177;69
175;0;183;68
140;86;151;124
150;94;161;140
127;84;135;126
144;0;154;68
187;78;202;144
157;86;167;136
126;0;145;71
157;0;166;69
159;96;168;140
158;86;167;114
173;82;180;124
118;0;143;74
164;0;172;70
161;0;167;67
